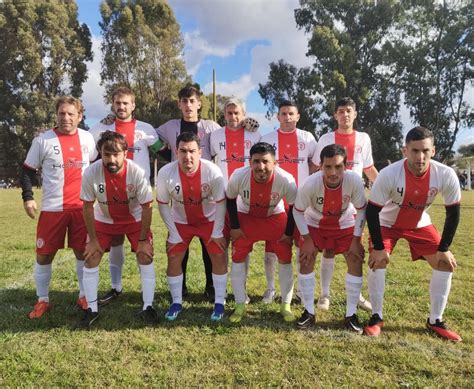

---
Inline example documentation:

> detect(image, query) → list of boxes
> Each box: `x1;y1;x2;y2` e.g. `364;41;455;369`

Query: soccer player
89;87;161;307
261;101;317;304
157;132;227;321
293;144;367;331
79;131;157;329
312;97;375;311
21;96;96;318
364;126;462;341
226;142;298;323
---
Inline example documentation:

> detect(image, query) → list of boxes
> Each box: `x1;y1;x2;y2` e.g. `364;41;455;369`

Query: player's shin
320;256;335;297
139;263;156;310
167;274;183;304
34;262;52;302
212;273;227;305
367;269;386;318
75;259;85;297
345;274;363;317
429;269;452;324
83;266;100;312
231;262;247;304
264;252;277;291
297;272;315;314
278;263;294;304
109;244;125;292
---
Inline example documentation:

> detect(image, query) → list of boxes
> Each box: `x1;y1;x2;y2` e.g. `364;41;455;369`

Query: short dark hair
178;85;202;100
405;126;434;144
176;131;201;149
278;100;298;112
97;131;128;153
335;97;356;111
320;144;347;166
249;142;276;158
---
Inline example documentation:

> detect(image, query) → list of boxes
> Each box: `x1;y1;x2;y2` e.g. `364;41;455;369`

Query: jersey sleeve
440;167;461;206
226;170;240;199
307;132;318;162
312;138;324;167
294;179;312;212
80;166;96;202
210;167;226;202
142;123;159;146
362;133;375;168
134;166;153;205
156;121;171;144
351;174;367;209
284;175;298;205
209;131;218;158
156;168;170;204
24;136;43;169
368;169;392;207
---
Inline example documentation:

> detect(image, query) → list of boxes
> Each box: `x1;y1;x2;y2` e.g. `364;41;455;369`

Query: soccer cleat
262;288;276;304
344;314;363;334
210;303;225;321
165;303;183;321
140;306;159;325
204;285;215;303
229;303;246;323
280;303;295;322
357;295;372;312
98;288;122;306
317;295;330;311
77;308;99;330
28;301;52;319
76;296;88;311
364;313;384;337
296;309;316;329
426;318;462;342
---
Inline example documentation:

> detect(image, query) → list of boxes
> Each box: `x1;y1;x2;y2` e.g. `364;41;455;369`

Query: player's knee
36;254;55;265
84;255;101;268
137;254;153;265
111;235;125;246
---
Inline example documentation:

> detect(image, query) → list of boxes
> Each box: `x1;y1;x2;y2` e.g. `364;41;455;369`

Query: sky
76;0;473;147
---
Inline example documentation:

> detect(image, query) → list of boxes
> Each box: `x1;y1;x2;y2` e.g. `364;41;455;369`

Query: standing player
89;87;161;307
226;142;298;323
21;96;96;318
313;97;376;311
365;127;461;341
261;101;317;304
157;132;227;321
80;131;157;328
294;145;367;332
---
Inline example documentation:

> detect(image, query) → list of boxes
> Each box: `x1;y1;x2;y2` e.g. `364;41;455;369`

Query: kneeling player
226;142;298;323
157;132;228;321
79;131;157;329
294;144;367;331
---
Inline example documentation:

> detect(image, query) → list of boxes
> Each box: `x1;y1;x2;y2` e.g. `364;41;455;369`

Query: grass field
0;188;473;386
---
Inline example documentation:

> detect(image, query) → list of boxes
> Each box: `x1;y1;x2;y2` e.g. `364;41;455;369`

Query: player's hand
23;200;38;219
241;117;260;132
345;237;365;264
209;236;227;252
100;113;116;125
84;239;104;261
230;228;246;242
368;249;389;270
299;235;316;266
435;250;457;272
137;240;153;260
278;234;293;246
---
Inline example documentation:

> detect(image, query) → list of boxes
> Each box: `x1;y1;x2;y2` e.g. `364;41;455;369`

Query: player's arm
366;202;389;269
82;201;103;261
226;197;246;241
363;165;378;183
346;206;366;262
280;205;295;245
309;160;319;174
137;202;153;259
149;138;165;156
209;199;227;251
20;165;38;219
433;204;461;271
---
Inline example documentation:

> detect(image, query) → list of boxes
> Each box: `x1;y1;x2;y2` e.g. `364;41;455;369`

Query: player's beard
106;162;122;173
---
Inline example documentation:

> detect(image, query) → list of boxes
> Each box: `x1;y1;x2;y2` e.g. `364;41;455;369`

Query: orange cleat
28;301;52;319
426;319;462;342
364;313;384;337
76;296;88;311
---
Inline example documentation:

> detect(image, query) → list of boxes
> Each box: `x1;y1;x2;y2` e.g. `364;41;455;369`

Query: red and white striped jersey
89;119;157;178
369;159;461;229
226;166;297;217
80;159;152;225
24;128;96;211
156;159;225;225
156;119;220;161
294;171;367;230
313;130;374;177
261;128;317;186
210;127;262;186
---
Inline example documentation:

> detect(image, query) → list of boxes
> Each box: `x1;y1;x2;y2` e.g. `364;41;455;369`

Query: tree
0;0;93;176
458;143;474;158
100;0;188;126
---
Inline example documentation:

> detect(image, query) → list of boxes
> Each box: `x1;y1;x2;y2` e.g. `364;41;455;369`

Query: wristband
138;238;147;242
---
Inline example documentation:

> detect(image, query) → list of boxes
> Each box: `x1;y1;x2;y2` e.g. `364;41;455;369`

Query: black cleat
204;285;215;303
140;306;159;325
296;309;316;329
98;288;122;306
344;314;363;334
77;308;99;330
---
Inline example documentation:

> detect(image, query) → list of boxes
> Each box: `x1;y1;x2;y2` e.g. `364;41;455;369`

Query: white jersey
156;159;225;225
24;128;96;211
313;130;374;177
261;128;317;186
80;159;152;225
156;119;220;161
369;159;461;229
89;119;157;179
226;166;297;217
294;171;366;231
210;127;261;186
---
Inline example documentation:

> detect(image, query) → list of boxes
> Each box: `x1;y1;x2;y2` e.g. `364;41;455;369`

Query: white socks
212;273;228;305
279;263;294;304
109;244;125;291
345;274;363;317
320;256;335;297
83;266;99;312
429;269;452;324
231;262;247;304
367;268;386;319
298;272;315;314
139;263;155;310
264;252;277;290
34;263;52;302
76;259;85;298
167;274;183;305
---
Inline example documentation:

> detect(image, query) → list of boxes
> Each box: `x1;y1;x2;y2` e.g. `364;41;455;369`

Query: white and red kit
313;130;374;177
261;128;317;186
89;119;158;179
210;127;261;186
156;119;220;161
368;159;460;230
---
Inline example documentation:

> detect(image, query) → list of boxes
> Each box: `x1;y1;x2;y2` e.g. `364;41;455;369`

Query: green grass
0;188;473;386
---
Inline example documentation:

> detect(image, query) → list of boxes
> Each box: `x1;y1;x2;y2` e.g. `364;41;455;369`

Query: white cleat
262;288;276;304
357;295;372;312
317;295;330;311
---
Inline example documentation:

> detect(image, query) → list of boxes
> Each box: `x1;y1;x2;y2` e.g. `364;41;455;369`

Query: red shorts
95;221;152;252
232;212;292;264
369;224;441;260
296;226;354;254
36;209;86;255
168;221;225;255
